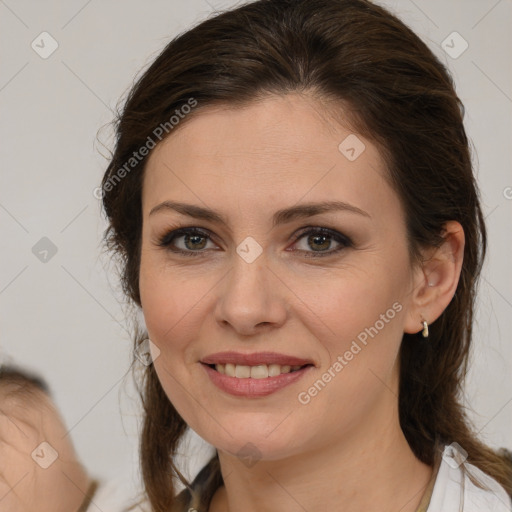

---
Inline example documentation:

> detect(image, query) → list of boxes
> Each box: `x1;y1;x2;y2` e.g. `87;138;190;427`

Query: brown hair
0;363;51;406
100;0;512;510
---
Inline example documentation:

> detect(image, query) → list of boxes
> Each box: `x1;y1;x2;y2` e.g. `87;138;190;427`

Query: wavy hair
100;1;512;510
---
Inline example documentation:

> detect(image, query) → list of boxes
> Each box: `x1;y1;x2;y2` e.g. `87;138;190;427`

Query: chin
196;417;308;463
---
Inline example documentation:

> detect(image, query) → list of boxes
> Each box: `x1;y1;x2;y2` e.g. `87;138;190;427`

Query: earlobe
403;221;465;335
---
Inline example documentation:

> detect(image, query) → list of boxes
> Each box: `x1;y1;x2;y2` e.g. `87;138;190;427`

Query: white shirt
86;445;512;512
428;444;511;512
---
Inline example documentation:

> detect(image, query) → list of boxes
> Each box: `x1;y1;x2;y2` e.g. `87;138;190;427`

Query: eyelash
156;226;353;258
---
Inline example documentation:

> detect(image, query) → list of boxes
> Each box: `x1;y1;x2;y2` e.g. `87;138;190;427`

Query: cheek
291;261;405;343
139;262;207;423
140;278;192;355
292;277;405;438
289;264;408;410
139;253;215;362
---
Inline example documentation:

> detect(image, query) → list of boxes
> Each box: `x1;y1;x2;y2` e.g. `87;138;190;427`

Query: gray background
1;0;511;486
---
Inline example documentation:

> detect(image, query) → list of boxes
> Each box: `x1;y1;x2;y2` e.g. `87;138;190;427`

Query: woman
98;0;512;510
1;0;510;511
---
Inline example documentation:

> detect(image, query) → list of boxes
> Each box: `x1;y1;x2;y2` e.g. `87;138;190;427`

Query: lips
200;351;315;397
200;351;314;367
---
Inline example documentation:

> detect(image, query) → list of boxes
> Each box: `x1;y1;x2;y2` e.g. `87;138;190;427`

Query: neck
209;384;433;512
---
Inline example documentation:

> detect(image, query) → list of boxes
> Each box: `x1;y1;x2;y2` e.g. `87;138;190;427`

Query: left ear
403;220;465;335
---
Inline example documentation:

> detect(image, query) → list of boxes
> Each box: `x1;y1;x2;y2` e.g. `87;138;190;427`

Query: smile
209;363;308;378
200;351;315;396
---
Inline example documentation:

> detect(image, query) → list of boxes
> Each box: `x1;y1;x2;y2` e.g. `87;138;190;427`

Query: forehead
142;93;397;224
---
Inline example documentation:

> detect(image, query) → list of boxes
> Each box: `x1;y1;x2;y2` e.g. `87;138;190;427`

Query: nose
214;251;288;336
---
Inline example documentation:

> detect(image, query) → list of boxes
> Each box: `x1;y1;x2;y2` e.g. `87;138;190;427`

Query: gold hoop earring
421;320;429;338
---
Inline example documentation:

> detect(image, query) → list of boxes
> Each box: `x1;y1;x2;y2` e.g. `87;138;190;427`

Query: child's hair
0;363;51;406
98;1;512;510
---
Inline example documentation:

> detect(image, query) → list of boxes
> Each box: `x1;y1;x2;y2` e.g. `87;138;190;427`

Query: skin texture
0;386;91;512
139;92;465;512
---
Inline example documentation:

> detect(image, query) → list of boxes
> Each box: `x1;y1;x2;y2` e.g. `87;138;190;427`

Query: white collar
427;444;511;511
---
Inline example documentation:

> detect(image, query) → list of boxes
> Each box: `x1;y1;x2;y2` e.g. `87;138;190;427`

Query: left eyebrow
148;200;371;226
271;200;371;226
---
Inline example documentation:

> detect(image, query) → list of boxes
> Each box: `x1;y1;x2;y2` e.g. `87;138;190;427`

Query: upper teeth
215;363;303;379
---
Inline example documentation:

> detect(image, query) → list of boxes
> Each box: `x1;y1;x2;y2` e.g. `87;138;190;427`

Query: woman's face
139;93;420;461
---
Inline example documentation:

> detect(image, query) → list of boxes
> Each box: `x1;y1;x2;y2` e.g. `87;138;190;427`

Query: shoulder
84;454;220;512
428;444;512;512
463;457;512;512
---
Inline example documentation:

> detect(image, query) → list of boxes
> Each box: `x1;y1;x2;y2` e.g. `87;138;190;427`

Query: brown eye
157;226;352;258
158;228;216;256
291;227;352;258
182;233;208;250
